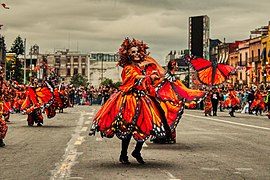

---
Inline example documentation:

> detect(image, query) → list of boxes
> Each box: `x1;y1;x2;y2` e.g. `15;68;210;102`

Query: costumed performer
89;38;170;164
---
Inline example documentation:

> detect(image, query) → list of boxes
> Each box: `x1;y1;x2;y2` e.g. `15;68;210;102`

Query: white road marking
85;112;94;116
50;113;85;180
88;116;93;119
185;114;270;131
81;127;88;132
159;168;180;180
201;167;220;171
235;168;253;171
84;121;91;125
74;136;85;145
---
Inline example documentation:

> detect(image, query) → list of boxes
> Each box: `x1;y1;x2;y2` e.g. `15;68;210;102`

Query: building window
81;57;86;63
74;68;78;75
245;52;248;62
74;57;78;63
67;68;70;76
252;50;254;62
82;68;85;76
240;53;242;66
56;57;60;63
67;57;71;63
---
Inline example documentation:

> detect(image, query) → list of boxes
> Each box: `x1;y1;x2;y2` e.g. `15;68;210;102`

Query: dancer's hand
150;74;159;80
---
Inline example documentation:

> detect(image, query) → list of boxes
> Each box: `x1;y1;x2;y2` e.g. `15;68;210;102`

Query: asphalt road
1;105;270;180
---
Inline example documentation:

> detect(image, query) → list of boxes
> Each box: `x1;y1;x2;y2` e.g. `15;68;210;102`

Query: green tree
101;78;113;86
10;35;24;83
101;78;122;89
70;73;87;87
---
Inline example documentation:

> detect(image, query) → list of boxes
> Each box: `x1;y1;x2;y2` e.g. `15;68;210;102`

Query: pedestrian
89;38;169;164
211;87;219;116
247;89;255;114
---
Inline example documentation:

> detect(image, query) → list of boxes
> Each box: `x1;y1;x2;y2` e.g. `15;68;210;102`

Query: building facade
89;52;121;87
40;49;89;83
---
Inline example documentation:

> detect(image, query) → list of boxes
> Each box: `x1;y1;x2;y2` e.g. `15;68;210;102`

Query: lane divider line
185;114;270;131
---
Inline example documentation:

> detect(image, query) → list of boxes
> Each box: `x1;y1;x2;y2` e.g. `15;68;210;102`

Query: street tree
101;78;122;89
70;73;87;87
10;35;24;83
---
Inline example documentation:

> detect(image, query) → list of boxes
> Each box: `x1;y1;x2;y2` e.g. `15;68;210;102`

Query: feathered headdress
118;38;149;67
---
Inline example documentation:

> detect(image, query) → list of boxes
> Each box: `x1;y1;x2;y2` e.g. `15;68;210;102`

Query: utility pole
24;38;26;84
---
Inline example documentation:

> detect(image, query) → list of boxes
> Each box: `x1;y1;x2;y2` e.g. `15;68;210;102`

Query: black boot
119;155;131;165
0;138;5;147
131;151;145;164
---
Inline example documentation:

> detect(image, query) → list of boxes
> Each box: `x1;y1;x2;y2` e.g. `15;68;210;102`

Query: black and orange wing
20;94;31;111
35;86;54;105
186;56;235;86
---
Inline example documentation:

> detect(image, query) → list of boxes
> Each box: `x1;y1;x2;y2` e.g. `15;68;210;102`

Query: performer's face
129;47;140;61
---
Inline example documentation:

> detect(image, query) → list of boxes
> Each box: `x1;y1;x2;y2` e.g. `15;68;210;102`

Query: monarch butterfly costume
53;85;68;113
250;90;265;115
90;38;170;164
0;69;8;147
150;60;206;143
204;94;212;116
223;88;241;117
0;99;8;147
90;64;168;142
21;82;54;126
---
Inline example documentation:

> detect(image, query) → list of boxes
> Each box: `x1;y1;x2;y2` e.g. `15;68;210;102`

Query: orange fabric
92;65;167;142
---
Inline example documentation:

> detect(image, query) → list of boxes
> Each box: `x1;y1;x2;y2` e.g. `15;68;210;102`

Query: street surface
1;105;270;180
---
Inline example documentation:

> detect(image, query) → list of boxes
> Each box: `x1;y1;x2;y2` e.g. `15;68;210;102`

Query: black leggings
121;134;144;157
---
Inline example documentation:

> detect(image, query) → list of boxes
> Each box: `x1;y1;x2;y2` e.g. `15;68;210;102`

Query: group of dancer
0;67;70;147
1;38;242;166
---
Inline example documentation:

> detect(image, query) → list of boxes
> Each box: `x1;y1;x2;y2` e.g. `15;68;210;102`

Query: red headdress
118;38;149;67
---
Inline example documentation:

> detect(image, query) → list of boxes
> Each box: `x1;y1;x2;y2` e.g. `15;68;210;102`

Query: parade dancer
204;93;212;116
21;79;54;126
152;59;206;143
250;89;265;116
223;86;241;117
89;38;169;164
0;100;8;147
0;66;8;147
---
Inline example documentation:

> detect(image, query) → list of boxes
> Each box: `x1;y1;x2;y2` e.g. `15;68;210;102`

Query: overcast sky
1;0;270;65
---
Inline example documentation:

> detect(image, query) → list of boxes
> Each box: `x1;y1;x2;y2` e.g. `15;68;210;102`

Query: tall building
0;35;6;67
189;15;210;59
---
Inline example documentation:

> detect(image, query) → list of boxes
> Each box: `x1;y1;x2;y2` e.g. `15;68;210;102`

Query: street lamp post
29;46;32;82
24;38;26;84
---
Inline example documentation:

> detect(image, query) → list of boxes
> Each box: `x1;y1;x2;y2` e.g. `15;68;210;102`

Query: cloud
1;0;270;65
